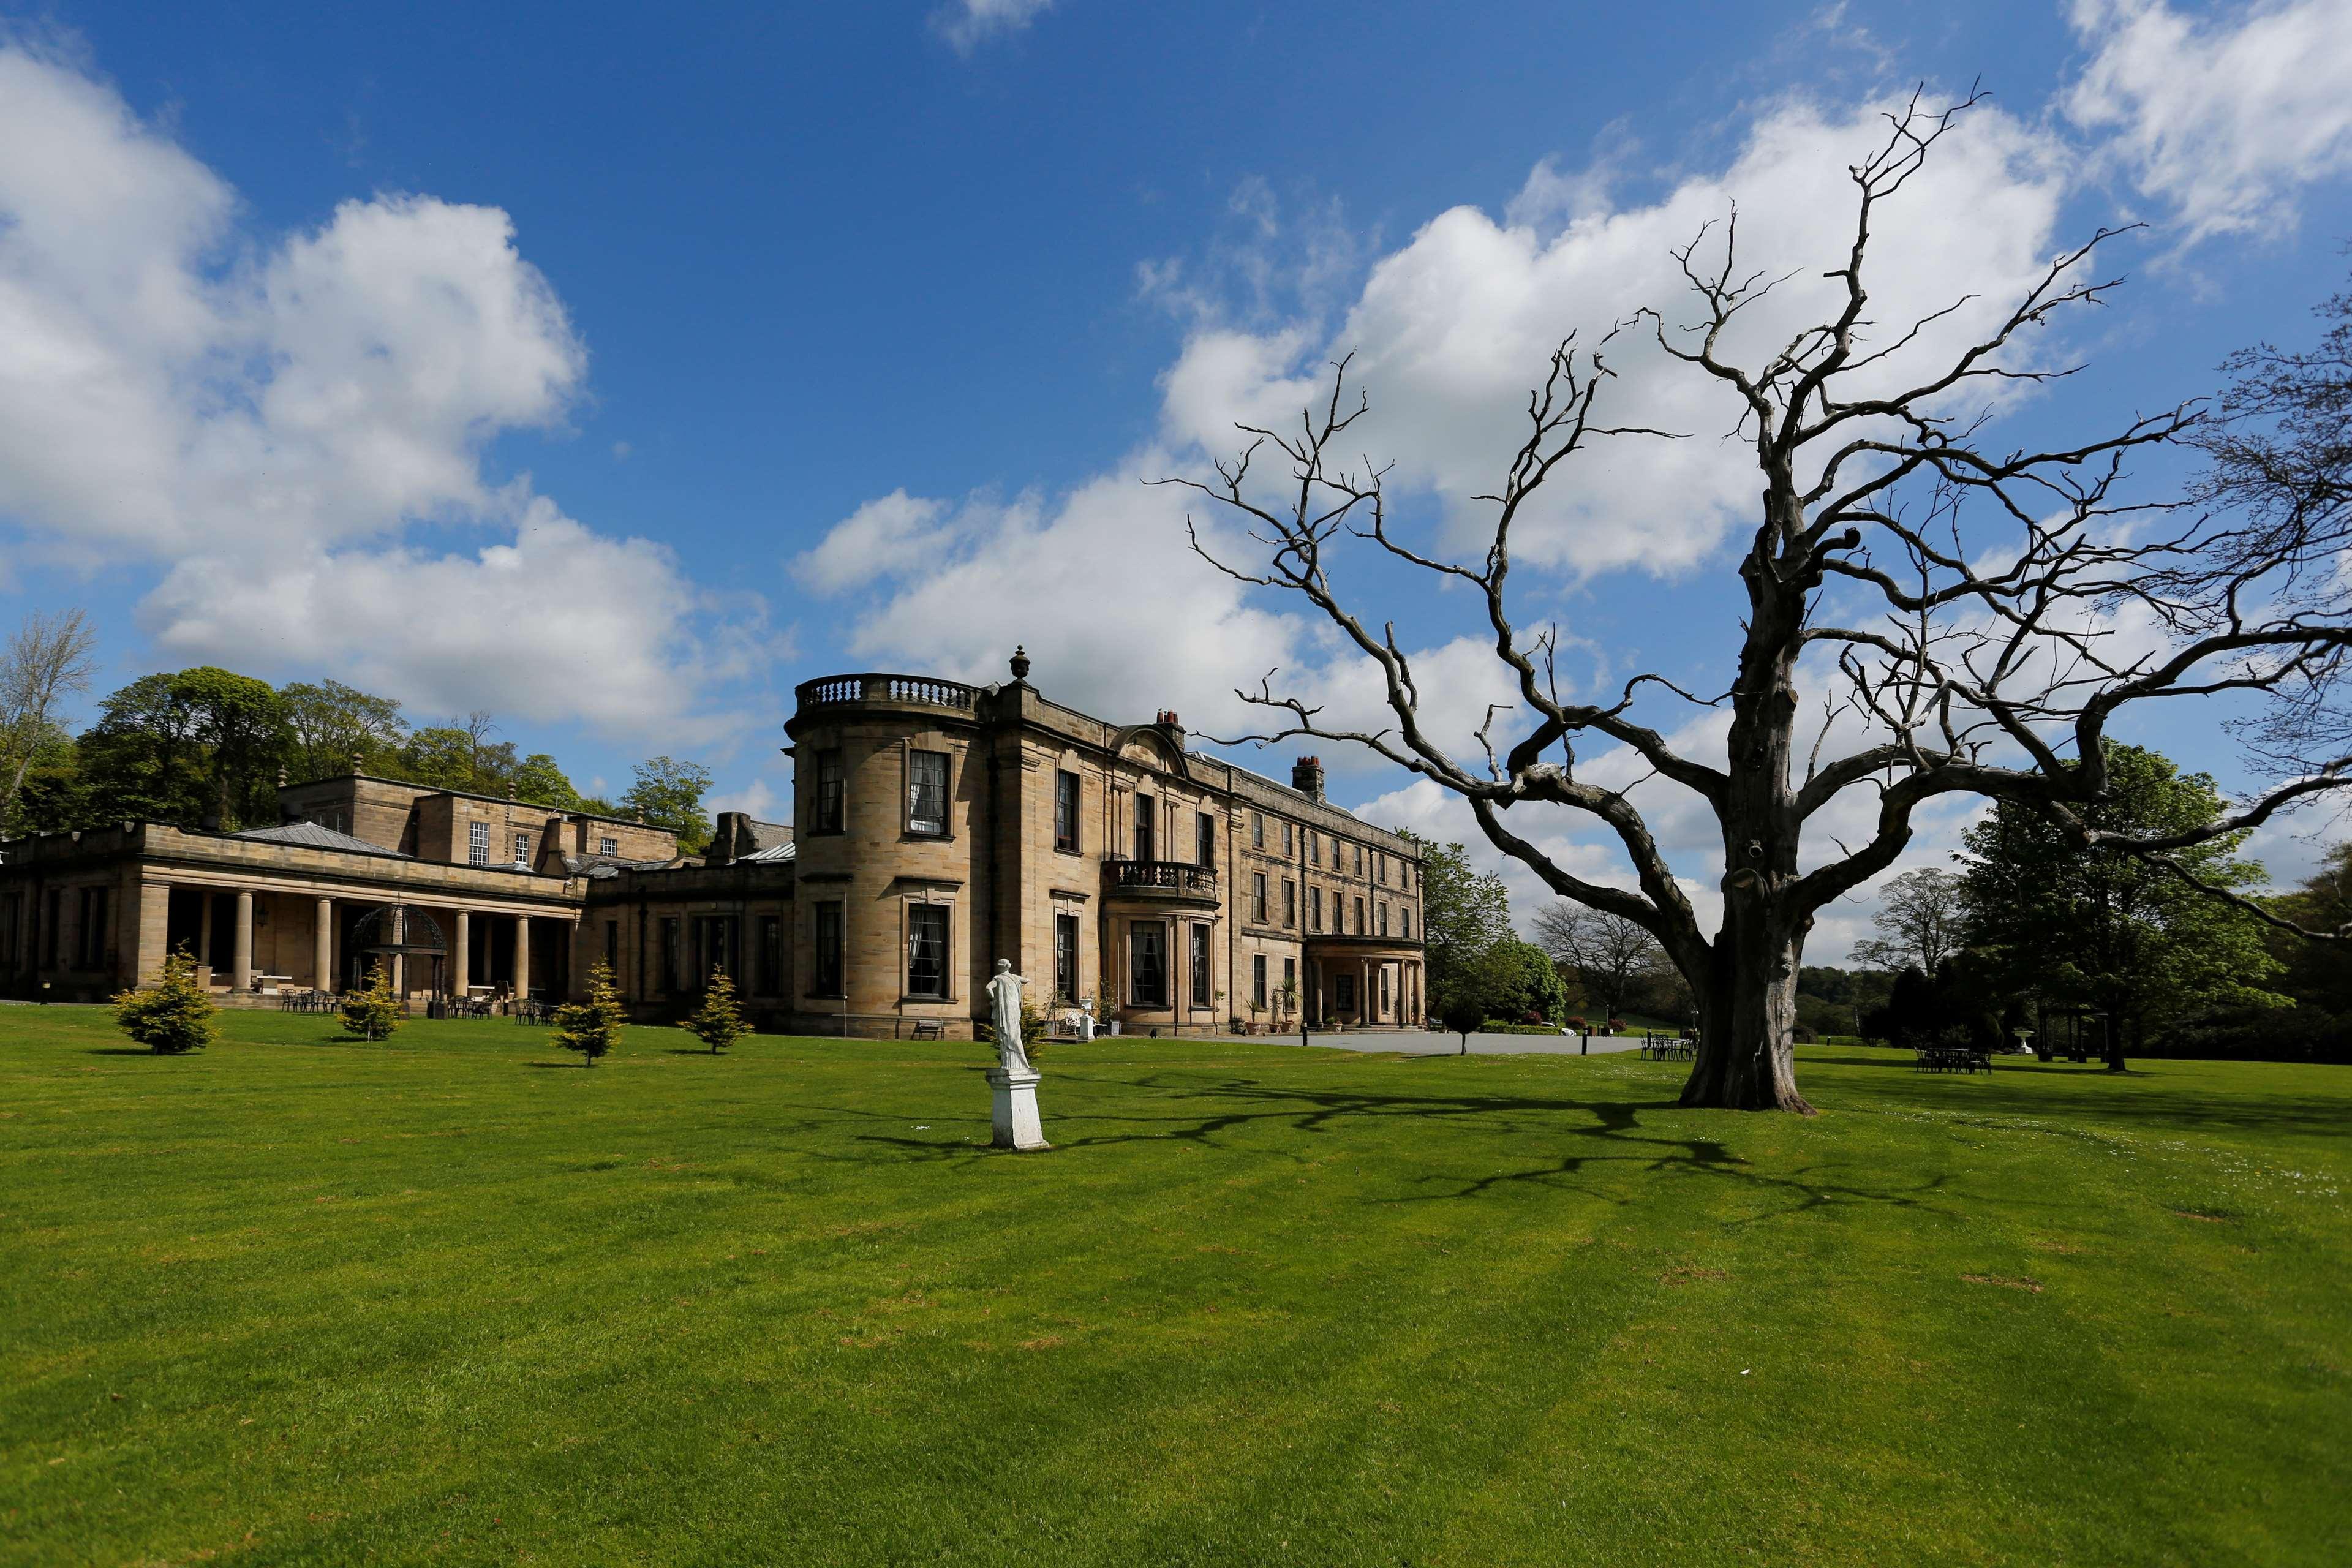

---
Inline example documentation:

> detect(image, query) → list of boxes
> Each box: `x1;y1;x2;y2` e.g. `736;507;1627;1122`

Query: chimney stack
1292;756;1325;803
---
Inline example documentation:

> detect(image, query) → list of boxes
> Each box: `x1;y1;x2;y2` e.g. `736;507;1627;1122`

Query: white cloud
933;0;1054;55
793;489;957;595
140;500;760;742
2067;0;2352;245
0;42;754;745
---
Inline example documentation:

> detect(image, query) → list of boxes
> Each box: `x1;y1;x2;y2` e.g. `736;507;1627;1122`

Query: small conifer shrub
556;960;627;1065
686;967;749;1054
113;948;220;1055
341;962;404;1041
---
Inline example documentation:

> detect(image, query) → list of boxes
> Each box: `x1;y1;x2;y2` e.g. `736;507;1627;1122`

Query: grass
2;1007;2348;1567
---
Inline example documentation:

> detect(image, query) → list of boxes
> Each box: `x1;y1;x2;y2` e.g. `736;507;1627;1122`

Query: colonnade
164;884;553;999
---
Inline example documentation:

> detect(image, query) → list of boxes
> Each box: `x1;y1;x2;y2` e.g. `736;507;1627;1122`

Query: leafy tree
1437;992;1487;1055
510;753;584;811
1960;744;2286;1071
113;948;219;1054
1532;903;1666;1017
1849;869;1966;976
1396;829;1512;1023
686;968;750;1053
172;667;292;829
556;960;627;1065
622;756;714;854
1;608;97;835
79;673;212;825
1488;936;1570;1023
395;722;519;796
7;730;88;836
281;679;407;780
2267;842;2352;1017
341;962;404;1041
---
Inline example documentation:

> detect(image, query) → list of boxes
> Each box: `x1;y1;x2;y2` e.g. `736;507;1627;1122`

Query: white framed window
467;821;489;867
598;835;619;856
512;831;532;865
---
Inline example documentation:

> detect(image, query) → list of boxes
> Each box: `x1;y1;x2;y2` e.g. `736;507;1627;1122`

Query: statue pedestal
986;1066;1049;1151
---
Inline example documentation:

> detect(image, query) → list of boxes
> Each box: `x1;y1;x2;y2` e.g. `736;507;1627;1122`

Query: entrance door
1335;972;1356;1016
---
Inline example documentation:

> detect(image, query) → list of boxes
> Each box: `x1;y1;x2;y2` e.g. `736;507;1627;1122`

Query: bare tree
1164;94;2352;1113
1;608;99;832
1847;867;1964;976
1532;903;1666;1018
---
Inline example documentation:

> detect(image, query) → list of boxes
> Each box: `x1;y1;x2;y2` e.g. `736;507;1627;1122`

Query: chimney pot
1292;755;1325;803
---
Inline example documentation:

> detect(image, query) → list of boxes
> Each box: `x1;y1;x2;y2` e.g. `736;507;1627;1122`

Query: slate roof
232;821;410;857
739;840;797;864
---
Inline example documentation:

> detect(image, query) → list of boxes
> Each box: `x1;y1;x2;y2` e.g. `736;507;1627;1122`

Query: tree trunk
1680;920;1815;1113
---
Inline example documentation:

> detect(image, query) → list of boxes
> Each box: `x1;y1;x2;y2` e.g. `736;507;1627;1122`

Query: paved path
1188;1028;1652;1058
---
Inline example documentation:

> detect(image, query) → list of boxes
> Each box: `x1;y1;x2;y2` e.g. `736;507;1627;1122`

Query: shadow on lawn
827;1070;1963;1221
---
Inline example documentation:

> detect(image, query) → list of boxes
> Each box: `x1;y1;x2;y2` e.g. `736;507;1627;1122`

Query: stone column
137;881;170;989
314;898;333;992
453;910;470;996
197;893;214;972
232;889;254;993
515;914;532;1000
1360;958;1371;1025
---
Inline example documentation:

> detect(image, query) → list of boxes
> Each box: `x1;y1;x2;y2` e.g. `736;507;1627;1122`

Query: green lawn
2;1008;2346;1567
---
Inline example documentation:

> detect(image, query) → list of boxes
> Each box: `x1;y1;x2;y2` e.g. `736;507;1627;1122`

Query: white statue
986;959;1033;1072
982;959;1047;1150
1077;996;1096;1042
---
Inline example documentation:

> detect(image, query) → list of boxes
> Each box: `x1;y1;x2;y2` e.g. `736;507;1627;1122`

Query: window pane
907;904;949;997
1252;954;1267;1008
908;752;949;835
1196;812;1214;865
816;751;845;832
513;831;532;865
1252;872;1267;922
815;903;843;994
1189;924;1210;1008
1134;797;1155;862
1055;772;1079;851
1055;914;1079;1002
1130;923;1166;1007
467;821;489;867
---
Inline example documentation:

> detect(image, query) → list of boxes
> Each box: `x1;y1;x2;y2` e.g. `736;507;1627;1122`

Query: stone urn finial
1009;644;1031;682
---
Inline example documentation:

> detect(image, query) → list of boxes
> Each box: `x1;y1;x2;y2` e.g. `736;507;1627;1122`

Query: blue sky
4;0;2350;957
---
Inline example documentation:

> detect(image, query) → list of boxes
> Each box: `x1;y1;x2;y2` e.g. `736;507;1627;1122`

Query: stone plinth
986;1066;1049;1151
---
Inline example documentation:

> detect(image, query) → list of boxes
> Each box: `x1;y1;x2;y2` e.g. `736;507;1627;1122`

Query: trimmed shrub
341;962;403;1042
113;949;219;1055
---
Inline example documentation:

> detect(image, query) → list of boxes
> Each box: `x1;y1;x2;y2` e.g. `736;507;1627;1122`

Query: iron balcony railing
794;673;979;715
1105;858;1219;899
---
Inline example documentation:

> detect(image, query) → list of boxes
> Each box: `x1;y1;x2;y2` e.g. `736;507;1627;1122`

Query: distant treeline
6;667;715;854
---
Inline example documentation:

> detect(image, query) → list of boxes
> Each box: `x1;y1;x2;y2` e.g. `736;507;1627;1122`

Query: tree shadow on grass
83;1047;168;1055
520;1061;591;1069
820;1069;1964;1221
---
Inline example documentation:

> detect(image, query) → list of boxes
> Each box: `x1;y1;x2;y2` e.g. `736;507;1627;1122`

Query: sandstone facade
4;661;1425;1039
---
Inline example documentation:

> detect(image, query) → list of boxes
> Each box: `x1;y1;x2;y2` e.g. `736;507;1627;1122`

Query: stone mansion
0;652;1427;1037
